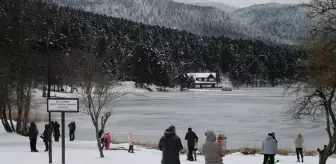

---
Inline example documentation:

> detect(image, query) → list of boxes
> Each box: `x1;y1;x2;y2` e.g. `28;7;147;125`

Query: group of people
98;130;135;153
28;121;76;152
262;132;304;164
158;125;305;164
159;125;226;164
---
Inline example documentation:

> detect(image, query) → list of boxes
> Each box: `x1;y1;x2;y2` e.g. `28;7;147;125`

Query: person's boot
301;159;303;163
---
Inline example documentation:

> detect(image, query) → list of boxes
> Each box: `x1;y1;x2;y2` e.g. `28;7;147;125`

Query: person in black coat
53;121;60;142
40;124;49;152
28;122;39;152
185;127;199;161
68;121;76;141
159;125;183;164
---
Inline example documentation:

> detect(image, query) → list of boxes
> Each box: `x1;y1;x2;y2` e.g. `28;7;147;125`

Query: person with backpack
295;132;304;162
262;133;278;164
40;124;50;152
104;132;111;150
28;122;39;152
185;127;198;161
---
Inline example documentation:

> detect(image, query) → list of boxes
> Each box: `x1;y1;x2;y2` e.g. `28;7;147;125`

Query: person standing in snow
68;121;76;141
128;133;135;153
53;121;60;142
295;132;304;162
104;132;111;150
28;122;39;152
159;125;183;164
40;124;50;152
262;133;278;164
202;131;225;164
185;127;198;161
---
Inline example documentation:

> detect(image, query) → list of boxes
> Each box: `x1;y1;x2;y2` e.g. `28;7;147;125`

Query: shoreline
112;140;318;156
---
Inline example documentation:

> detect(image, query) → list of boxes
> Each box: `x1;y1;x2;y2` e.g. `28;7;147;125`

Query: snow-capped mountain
58;0;314;45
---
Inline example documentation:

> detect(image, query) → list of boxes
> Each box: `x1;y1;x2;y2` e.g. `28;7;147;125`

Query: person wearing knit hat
295;132;304;162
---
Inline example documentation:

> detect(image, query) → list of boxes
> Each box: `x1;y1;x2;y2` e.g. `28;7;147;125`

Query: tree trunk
318;146;330;164
16;81;24;134
22;81;32;133
0;79;12;132
7;101;15;131
95;121;104;158
5;79;15;131
318;154;328;164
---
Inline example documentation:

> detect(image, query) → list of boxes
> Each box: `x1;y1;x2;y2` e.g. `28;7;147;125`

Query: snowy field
31;83;328;150
0;124;335;164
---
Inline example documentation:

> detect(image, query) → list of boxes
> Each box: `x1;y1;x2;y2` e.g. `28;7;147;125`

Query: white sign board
47;98;79;112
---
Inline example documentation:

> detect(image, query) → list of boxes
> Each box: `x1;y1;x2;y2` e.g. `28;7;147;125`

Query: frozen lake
40;87;327;150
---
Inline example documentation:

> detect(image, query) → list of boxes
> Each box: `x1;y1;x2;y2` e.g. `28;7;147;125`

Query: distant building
187;73;216;88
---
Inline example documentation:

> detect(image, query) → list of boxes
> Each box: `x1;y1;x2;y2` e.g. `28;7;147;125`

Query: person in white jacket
295;132;304;162
128;133;134;153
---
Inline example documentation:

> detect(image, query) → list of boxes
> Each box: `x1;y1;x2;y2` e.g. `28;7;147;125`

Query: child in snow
128;133;134;153
193;140;198;161
217;133;227;153
295;132;304;162
104;133;111;150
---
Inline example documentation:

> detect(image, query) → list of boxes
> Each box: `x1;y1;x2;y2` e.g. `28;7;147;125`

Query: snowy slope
1;126;336;164
58;0;313;45
232;3;313;45
176;0;238;13
58;0;314;45
58;0;247;39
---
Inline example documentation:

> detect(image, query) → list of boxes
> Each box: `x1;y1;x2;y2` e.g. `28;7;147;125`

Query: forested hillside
59;0;314;45
0;0;305;87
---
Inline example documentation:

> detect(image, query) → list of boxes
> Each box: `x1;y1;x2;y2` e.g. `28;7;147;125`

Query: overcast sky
174;0;311;8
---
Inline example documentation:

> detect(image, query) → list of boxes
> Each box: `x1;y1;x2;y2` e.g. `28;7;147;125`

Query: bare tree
76;52;126;158
286;42;336;164
307;0;336;42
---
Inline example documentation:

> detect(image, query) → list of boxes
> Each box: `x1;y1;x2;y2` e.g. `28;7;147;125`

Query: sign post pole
47;98;79;164
61;112;65;164
47;51;52;164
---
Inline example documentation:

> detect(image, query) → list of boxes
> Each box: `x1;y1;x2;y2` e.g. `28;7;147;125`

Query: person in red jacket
104;133;111;150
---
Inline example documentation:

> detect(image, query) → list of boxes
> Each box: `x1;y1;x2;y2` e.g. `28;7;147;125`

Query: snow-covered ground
1;124;335;164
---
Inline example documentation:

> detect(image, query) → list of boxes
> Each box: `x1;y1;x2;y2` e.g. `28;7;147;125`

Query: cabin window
209;78;214;81
195;85;200;88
